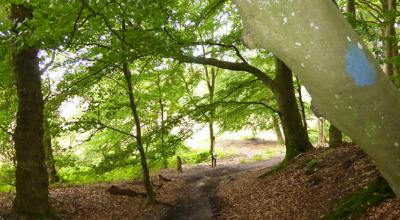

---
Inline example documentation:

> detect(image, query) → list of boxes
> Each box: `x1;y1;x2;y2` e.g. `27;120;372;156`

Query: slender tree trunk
381;0;398;76
295;76;308;130
273;58;313;162
317;118;326;146
123;63;156;203
121;21;155;203
329;124;343;148
272;114;284;145
43;118;59;183
11;4;51;218
206;68;217;156
157;73;168;168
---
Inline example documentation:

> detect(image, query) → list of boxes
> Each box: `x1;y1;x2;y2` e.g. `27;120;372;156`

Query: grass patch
0;165;15;192
322;177;394;220
56;165;142;186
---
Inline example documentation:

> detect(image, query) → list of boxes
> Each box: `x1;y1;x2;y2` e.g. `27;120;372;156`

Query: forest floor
1;143;400;219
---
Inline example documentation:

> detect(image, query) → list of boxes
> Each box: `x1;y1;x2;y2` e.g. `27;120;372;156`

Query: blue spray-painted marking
345;43;376;86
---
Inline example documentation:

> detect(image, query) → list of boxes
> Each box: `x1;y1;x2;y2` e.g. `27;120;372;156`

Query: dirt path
160;157;282;220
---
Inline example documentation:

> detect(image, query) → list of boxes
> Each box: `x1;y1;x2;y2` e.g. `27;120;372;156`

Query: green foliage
57;165;142;185
177;148;211;165
0;165;15;192
323;177;394;220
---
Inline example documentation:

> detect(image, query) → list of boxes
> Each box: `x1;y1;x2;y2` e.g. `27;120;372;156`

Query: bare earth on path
159;157;283;220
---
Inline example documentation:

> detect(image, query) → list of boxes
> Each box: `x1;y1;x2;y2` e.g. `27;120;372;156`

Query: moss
322;177;394;220
306;158;319;169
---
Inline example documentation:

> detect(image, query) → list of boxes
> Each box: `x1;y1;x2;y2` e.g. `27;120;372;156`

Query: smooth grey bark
236;0;400;196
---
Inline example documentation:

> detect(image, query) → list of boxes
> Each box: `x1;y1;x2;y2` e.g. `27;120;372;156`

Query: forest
1;0;400;219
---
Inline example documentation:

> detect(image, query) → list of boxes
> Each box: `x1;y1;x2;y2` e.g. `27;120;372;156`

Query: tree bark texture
274;59;313;162
236;0;400;196
11;4;52;218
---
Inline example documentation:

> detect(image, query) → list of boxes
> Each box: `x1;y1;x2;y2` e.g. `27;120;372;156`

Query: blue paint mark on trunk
346;43;376;86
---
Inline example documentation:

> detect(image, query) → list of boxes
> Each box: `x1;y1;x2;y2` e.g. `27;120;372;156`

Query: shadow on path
160;157;282;220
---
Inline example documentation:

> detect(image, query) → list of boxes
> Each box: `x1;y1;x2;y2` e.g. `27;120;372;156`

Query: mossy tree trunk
274;58;313;161
10;4;52;218
236;0;400;196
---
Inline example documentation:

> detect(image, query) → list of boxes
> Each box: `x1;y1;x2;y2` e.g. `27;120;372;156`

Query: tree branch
69;120;136;138
200;101;280;114
174;54;275;90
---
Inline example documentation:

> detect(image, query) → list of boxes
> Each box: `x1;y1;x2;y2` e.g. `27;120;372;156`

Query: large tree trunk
43;118;59;183
236;0;400;196
274;59;313;162
11;5;51;218
324;0;354;148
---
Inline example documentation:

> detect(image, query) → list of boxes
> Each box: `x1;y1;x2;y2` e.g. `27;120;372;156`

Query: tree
380;0;398;76
236;0;400;196
10;4;51;218
274;58;313;159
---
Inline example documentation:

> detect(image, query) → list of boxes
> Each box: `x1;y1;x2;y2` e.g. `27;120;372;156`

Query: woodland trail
160;157;282;220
